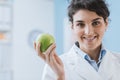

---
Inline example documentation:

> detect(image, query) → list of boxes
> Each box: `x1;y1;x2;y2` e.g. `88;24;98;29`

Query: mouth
83;36;97;42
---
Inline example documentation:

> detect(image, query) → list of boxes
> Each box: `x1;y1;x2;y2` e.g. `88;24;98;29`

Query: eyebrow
92;18;102;22
75;18;102;23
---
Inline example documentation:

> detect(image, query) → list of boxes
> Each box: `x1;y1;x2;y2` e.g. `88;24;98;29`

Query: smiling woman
72;9;108;60
34;0;120;80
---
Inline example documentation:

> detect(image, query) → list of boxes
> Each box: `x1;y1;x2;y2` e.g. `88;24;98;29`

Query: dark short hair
68;0;110;23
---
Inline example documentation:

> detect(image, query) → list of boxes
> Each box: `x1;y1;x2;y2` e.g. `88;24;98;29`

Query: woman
34;0;120;80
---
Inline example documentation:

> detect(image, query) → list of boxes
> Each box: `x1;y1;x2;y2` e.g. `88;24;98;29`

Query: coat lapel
98;50;120;80
67;47;104;80
66;46;120;80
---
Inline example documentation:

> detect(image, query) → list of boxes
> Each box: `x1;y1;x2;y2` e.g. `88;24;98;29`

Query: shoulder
112;52;120;59
59;45;77;60
108;50;120;60
59;52;70;59
59;50;76;62
59;52;70;63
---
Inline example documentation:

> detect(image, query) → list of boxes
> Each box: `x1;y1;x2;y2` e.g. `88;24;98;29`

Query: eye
92;21;100;26
76;23;85;28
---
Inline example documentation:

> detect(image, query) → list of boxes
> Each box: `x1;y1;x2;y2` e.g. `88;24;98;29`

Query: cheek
97;29;106;38
73;27;83;34
74;30;83;39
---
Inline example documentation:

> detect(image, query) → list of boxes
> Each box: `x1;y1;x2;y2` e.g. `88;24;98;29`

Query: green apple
36;33;55;53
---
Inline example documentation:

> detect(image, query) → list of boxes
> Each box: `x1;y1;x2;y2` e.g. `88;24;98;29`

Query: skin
71;9;108;62
34;9;108;80
34;42;65;80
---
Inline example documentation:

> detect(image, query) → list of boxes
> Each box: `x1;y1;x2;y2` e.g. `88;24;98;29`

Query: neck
81;45;101;62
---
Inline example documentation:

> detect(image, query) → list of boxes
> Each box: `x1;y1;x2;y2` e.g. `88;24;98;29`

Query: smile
83;36;97;42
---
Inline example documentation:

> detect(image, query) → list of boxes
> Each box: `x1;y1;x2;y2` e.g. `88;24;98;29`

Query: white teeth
84;37;96;41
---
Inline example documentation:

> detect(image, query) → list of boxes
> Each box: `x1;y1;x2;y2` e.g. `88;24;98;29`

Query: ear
69;21;73;29
105;18;109;31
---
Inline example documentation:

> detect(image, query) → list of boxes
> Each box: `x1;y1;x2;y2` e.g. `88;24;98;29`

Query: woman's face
72;9;108;51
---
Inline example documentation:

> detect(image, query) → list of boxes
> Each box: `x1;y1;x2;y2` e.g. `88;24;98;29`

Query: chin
85;45;97;50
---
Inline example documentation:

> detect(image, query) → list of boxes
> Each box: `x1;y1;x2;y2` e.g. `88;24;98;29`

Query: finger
54;53;63;65
49;46;60;70
36;42;45;60
45;43;56;64
49;48;61;67
45;43;56;54
33;41;36;50
49;45;56;64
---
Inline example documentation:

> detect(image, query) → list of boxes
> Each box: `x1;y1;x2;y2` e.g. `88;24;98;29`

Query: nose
84;25;94;35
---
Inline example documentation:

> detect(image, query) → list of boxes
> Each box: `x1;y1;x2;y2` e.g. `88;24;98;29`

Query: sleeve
41;64;57;80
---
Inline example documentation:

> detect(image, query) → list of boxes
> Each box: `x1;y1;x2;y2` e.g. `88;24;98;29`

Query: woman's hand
34;42;65;80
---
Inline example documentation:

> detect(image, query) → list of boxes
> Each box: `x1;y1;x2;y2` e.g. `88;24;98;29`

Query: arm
34;42;65;80
42;64;65;80
58;76;65;80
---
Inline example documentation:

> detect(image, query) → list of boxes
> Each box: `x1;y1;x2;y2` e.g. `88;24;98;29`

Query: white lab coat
42;46;120;80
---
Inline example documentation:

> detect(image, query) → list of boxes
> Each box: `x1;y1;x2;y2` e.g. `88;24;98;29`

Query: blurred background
0;0;120;80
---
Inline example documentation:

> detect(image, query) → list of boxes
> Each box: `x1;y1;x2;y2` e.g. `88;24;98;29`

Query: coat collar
66;46;103;80
66;46;120;80
98;50;120;79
